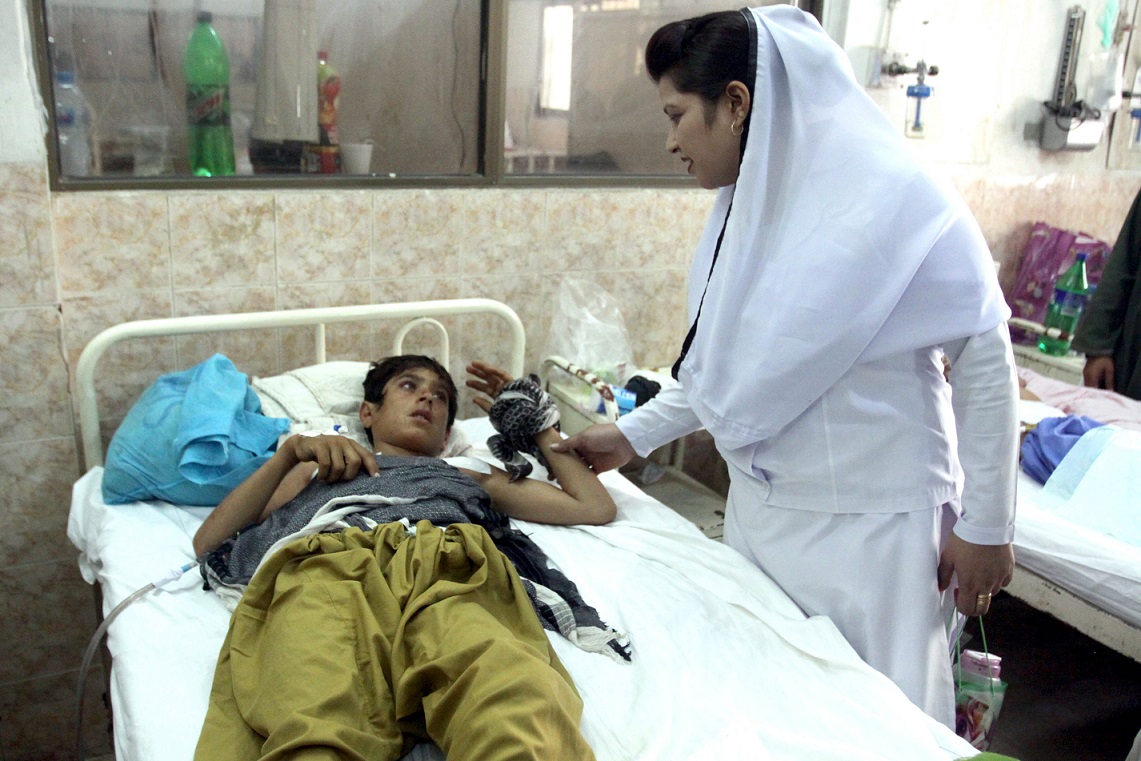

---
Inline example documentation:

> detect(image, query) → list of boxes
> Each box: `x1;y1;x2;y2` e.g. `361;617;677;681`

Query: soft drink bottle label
1053;287;1086;317
187;86;232;127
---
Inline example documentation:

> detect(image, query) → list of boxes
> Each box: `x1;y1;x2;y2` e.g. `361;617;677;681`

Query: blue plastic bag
102;354;290;506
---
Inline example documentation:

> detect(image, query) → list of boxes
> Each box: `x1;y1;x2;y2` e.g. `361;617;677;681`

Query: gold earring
730;120;744;136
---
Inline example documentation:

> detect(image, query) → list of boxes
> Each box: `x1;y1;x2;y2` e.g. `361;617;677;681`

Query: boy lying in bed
192;356;618;761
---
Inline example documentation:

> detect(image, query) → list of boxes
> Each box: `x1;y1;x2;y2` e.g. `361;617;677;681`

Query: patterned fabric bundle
487;374;561;481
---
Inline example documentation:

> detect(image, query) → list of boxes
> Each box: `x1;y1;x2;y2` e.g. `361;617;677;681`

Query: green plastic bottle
184;11;235;177
1037;252;1089;356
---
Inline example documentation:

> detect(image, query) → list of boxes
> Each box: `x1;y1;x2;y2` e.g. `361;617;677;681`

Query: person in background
1072;186;1141;400
552;6;1018;729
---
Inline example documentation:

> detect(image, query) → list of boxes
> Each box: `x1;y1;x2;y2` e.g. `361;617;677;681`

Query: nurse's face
658;75;746;190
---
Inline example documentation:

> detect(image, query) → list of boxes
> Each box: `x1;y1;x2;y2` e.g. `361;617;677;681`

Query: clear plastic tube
75;561;197;761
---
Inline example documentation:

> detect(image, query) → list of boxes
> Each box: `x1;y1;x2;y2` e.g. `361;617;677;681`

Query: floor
634;466;1141;761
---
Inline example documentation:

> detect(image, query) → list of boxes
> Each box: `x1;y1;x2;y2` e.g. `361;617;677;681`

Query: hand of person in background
550;423;637;473
1083;355;1115;390
465;360;515;413
937;534;1015;617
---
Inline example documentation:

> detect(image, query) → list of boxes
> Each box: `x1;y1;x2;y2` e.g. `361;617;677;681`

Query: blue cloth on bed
1020;415;1105;485
102;354;290;506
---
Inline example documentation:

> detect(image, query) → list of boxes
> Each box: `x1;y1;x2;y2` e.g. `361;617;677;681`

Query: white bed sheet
1014;399;1141;629
69;417;975;761
1015;470;1141;629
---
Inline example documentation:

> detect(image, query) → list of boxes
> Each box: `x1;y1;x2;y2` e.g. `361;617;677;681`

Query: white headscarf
675;5;1010;451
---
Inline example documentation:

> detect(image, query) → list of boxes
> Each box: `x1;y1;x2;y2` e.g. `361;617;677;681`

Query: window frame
27;0;753;191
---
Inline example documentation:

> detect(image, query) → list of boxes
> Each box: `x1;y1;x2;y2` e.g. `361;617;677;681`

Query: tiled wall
2;158;1140;759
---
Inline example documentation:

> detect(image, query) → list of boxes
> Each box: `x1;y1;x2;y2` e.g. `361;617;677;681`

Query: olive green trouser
194;521;594;761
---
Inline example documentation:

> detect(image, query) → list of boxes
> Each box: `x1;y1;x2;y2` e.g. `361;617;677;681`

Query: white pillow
252;361;472;458
252;361;371;421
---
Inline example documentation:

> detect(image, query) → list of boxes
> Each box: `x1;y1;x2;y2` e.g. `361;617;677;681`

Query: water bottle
1038;251;1089;356
184;11;236;176
54;71;92;177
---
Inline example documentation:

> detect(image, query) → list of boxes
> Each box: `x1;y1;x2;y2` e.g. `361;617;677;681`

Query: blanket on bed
195;520;594;761
200;455;632;661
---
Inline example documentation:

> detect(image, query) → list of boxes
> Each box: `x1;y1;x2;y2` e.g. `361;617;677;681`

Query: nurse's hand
549;423;636;473
937;534;1014;617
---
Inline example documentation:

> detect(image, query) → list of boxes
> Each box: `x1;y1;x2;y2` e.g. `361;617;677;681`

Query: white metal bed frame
1006;566;1141;661
1004;317;1141;662
74;298;526;470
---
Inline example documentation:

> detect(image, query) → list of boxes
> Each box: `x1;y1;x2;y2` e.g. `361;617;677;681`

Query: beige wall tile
595;268;689;369
0;662;111;760
0;164;56;308
0;561;98;680
603;189;695;270
276;192;372;284
277;280;373;368
373;190;465;279
460;190;545;276
541;190;625;270
173;286;281;377
1069;176;1141;244
0;308;73;443
61;291;176;442
170;192;276;289
53;192;171;295
461;272;547;376
0;438;80;569
369;276;464;363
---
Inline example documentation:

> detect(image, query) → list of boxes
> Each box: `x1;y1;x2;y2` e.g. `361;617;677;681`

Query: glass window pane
504;0;790;177
42;0;484;181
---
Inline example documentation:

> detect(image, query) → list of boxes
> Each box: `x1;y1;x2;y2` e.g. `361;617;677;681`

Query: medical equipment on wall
1127;69;1141;151
884;57;939;139
1040;5;1106;152
851;1;940;139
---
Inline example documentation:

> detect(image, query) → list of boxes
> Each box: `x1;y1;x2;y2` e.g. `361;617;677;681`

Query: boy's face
360;367;452;457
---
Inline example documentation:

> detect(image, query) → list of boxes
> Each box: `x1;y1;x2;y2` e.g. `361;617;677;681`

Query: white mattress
1014;400;1141;629
1015;470;1141;629
68;417;975;761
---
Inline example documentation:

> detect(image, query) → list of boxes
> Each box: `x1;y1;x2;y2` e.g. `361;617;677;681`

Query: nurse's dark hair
362;355;458;444
644;11;751;107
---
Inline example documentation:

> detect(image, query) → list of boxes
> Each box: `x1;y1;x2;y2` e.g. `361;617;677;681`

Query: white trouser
724;479;958;729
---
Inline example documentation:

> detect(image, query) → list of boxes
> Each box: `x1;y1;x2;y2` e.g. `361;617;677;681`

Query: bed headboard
74;298;526;470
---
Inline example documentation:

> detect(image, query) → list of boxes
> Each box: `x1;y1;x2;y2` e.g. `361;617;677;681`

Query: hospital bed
67;298;980;761
1009;370;1141;663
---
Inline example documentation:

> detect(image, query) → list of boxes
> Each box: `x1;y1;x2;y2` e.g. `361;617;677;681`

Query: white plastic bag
1085;44;1125;113
542;278;636;385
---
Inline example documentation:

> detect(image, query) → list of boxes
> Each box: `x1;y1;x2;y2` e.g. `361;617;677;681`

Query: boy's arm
461;427;617;525
192;434;378;556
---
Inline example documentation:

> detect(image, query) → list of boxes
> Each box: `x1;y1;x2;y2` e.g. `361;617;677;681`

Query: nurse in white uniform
552;6;1018;729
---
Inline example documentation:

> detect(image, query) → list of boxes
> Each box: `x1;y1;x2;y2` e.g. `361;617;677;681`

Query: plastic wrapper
542;278;636;384
954;650;1007;751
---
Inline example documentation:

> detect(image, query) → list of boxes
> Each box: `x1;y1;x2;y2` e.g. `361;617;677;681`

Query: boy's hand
466;360;515;413
288;433;378;483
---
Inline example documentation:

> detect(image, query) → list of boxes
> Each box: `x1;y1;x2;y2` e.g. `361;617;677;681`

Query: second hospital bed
67;297;982;761
1008;366;1141;663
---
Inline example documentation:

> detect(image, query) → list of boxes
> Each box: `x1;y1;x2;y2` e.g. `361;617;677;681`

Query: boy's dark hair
644;11;751;124
362;355;458;444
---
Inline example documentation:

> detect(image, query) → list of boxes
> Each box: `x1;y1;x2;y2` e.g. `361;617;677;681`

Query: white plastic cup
341;142;374;174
